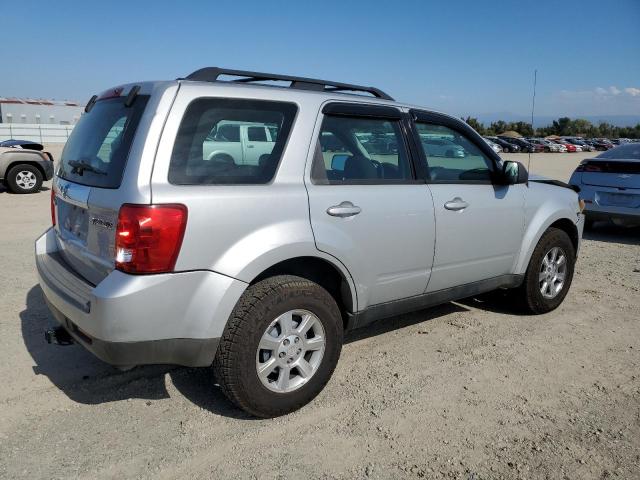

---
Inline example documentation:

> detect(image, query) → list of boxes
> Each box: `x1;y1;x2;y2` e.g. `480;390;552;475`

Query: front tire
6;164;43;194
513;228;576;314
213;275;343;417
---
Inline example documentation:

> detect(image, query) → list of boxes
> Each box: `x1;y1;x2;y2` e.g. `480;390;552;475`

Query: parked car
486;136;520;153
483;137;503;153
588;139;614;151
0;141;54;193
202;121;276;164
551;140;577;152
498;136;542;153
420;136;466;157
527;138;565;153
37;67;584;417
569;143;640;228
562;138;595;152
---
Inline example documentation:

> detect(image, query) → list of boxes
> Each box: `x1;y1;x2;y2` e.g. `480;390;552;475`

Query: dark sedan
485;136;520;153
498;136;542;153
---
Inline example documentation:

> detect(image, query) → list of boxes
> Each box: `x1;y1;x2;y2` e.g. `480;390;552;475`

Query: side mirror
331;154;350;171
501;161;528;185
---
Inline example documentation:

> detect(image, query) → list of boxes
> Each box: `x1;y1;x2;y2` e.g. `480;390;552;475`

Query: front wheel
213;275;343;417
512;228;576;314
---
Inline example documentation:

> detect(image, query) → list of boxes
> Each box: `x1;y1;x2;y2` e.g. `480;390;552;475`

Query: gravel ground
1;150;639;479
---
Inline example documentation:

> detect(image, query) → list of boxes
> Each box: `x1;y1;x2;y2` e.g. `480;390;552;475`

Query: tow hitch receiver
44;326;74;346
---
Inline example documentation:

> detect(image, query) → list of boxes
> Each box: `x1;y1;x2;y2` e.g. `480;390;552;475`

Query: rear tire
5;164;43;194
213;275;343;418
512;228;576;314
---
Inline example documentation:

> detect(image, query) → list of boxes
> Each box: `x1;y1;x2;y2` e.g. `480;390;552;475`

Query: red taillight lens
115;204;188;274
51;188;56;226
584;164;602;172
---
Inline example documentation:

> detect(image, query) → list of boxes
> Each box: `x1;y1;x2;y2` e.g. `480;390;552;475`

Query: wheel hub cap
256;309;326;393
539;246;567;299
16;171;37;189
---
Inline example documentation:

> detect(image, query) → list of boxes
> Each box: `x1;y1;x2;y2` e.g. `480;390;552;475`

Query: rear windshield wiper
67;160;107;176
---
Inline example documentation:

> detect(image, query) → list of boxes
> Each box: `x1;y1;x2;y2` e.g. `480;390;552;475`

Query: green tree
462;116;486;135
489;120;508;135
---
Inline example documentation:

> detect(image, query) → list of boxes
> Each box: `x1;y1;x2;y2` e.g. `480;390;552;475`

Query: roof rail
182;67;394;101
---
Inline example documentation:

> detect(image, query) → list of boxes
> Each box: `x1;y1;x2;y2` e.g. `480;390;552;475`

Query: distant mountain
472;112;640;127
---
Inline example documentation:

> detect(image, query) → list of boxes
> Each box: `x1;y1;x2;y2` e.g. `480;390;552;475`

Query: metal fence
0;123;74;143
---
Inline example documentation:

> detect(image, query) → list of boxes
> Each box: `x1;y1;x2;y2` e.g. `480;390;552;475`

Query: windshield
59;95;149;188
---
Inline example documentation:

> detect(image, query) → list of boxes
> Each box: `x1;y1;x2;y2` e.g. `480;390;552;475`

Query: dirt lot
1;150;639;479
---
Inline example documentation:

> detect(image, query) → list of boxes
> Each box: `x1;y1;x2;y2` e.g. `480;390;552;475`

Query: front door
306;104;435;311
410;114;525;292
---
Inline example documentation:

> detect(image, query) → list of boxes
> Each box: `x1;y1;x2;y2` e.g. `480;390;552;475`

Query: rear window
583;160;640;174
58;95;149;188
168;98;297;185
597;143;640;160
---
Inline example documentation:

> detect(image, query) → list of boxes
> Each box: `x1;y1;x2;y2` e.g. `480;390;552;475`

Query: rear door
53;90;150;285
306;103;435;311
411;110;525;292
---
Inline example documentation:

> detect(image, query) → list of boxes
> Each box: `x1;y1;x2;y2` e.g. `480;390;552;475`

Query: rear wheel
512;228;576;314
5;164;43;194
213;275;343;417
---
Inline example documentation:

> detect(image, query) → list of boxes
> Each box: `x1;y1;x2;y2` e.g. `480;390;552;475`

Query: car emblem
618;174;631;179
91;218;114;229
59;184;70;199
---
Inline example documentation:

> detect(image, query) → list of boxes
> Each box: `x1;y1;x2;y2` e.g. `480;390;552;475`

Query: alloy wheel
256;309;326;393
15;171;37;190
539;246;567;299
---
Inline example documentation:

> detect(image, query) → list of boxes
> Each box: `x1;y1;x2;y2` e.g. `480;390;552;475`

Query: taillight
115;204;188;274
584;164;602;172
51;188;56;226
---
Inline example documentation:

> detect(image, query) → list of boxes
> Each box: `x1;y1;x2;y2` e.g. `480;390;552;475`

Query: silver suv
36;67;585;417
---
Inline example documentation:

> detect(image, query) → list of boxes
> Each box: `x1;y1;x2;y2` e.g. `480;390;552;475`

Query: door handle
444;197;469;211
327;201;362;218
246;144;255;148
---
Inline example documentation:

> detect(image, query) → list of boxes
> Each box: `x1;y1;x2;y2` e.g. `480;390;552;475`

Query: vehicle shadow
20;285;251;419
455;290;527;315
0;184;50;194
344;302;468;344
20;285;516;419
583;222;640;246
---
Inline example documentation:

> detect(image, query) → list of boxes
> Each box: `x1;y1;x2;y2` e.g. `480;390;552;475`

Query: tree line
462;116;640;139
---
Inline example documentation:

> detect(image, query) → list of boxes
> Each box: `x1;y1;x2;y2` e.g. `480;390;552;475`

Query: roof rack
182;67;394;101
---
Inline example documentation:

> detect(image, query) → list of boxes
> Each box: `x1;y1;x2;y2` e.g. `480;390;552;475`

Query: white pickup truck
202;121;276;165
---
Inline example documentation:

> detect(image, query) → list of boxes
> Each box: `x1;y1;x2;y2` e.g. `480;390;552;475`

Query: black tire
5;164;43;194
213;275;343;418
584;216;595;230
512;228;576;314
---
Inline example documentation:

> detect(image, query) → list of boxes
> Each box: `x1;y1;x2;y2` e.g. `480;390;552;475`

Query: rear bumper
575;183;640;223
42;161;54;181
35;228;247;367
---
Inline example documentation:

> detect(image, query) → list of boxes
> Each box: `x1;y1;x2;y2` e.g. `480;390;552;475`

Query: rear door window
169;98;297;185
311;115;413;184
58;95;149;188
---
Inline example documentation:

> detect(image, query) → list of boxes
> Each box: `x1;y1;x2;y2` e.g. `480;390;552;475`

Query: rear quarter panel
149;83;353;288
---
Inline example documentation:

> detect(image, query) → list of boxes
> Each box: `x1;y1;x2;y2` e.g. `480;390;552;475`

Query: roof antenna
528;69;537;176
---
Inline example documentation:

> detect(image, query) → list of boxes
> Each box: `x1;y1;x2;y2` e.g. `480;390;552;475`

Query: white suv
37;67;585;417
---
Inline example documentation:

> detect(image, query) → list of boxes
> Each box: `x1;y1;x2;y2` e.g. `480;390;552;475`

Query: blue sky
1;0;638;120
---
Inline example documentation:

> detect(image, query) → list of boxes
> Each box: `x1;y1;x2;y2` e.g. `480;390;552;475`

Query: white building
0;97;84;125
